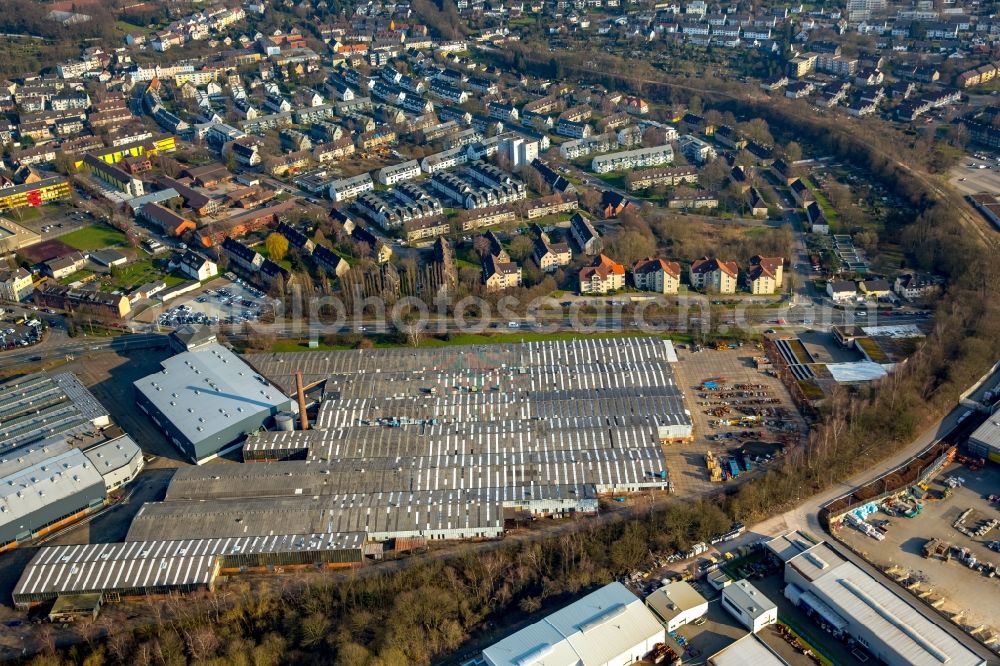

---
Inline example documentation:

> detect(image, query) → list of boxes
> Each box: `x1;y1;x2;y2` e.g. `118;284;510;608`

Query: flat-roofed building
0;434;141;551
483;582;664;666
721;579;777;633
645;581;708;631
783;542;986;666
134;344;292;464
592;144;674;173
708;633;789;666
0;447;106;551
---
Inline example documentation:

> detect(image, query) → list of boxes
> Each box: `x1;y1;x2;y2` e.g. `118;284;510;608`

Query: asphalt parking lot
12;206;91;237
835;460;1000;642
137;277;274;328
951;155;1000;196
0;317;43;350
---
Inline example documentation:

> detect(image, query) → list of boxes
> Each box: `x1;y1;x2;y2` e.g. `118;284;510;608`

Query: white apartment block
328;173;374;202
378;160;421;186
592;144;674;173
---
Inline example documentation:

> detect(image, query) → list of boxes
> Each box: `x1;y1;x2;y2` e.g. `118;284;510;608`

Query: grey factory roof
765;530;816;563
970;417;1000;452
166;461;598;506
788;543;985;666
126;495;503;542
134;344;288;447
14;533;367;601
722;580;776;623
0;439;75;477
244;336;680;396
81;435;142;477
50;373;110;424
0;373;109;455
0;448;105;531
312;390;689;430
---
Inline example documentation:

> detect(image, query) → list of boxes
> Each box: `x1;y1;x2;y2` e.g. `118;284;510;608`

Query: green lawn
115;20;153;35
8;207;41;223
59;269;95;285
594;171;628;191
61;225;127;252
801;177;839;225
104;259;166;292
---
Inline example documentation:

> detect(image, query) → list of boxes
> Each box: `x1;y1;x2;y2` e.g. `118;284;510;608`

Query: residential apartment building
632;258;681;294
482;254;522;291
570;212;602;255
0;267;34;302
592;144;674;173
579;254;625;294
677;135;717;164
689;256;739;293
35;284;131;319
377;160;421;186
533;234;572;272
328;173;374;202
627;166;698;192
172;251;218;281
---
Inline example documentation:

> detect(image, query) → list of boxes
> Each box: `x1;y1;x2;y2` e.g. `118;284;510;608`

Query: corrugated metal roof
14;533;366;600
0;373;108;454
126;494;503;542
790;544;986;666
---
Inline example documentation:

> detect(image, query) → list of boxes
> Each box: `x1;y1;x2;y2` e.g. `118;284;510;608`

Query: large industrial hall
14;337;693;605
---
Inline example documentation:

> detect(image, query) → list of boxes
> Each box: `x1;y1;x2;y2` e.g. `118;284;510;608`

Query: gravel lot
665;345;807;498
835;460;1000;644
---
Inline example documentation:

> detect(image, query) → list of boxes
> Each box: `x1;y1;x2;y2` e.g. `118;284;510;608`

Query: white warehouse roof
788;543;986;666
708;633;788;666
482;582;664;666
0;448;104;528
134;344;288;447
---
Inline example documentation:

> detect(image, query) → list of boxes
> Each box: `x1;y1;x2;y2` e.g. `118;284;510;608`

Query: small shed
48;592;103;622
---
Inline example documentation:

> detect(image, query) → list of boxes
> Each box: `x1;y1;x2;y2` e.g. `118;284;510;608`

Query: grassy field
59;269;95;285
103;258;175;292
801;176;839;226
61;225;127;252
115;20;153;35
594;171;628;191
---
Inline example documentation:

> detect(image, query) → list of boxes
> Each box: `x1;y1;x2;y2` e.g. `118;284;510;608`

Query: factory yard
834;460;1000;645
666;344;807;498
